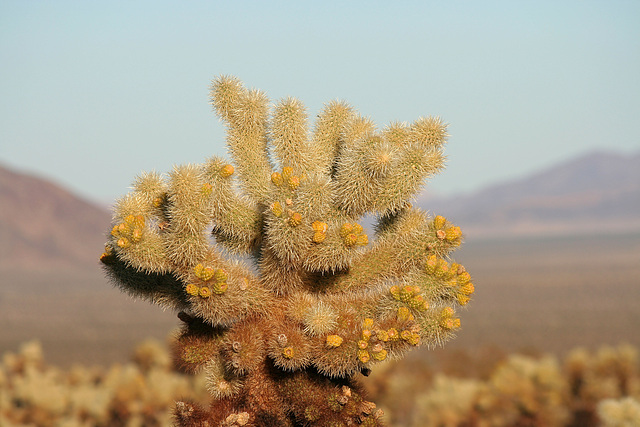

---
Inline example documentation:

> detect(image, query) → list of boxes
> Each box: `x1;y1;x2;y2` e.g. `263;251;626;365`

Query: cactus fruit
101;75;474;426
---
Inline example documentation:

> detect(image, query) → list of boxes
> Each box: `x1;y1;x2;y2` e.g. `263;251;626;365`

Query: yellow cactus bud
134;215;144;227
460;282;475;295
406;332;421;346
442;317;461;330
441;306;455;319
372;349;388;361
377;330;389;342
111;225;119;236
387;328;399;341
201;183;213;196
361;329;372;341
199;286;211;298
401;285;415;299
352;223;363;235
125;214;136;224
358;350;370;364
152;196;163;207
200;267;216;281
436;229;446;240
288;212;302;227
214;268;228;282
194;263;204;277
356;234;369;246
282;166;293;179
131;228;143;242
358;340;368;350
445;226;462;242
186;284;200;296
339;223;354;238
390;285;401;300
312;221;328;233
326;335;343;348
219;164;234;178
117;222;130;234
282;347;295;359
344;233;357;246
434;215;446;229
435;260;450;278
213;282;228;294
271;172;284;186
117;237;130;248
362;318;374;329
397;306;414;322
288;175;300;190
456;294;470;305
312;232;326;243
271;201;283;217
425;255;437;274
411;295;428;311
458;271;471;284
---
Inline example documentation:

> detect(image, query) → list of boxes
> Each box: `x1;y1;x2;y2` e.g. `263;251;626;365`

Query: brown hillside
0;164;111;270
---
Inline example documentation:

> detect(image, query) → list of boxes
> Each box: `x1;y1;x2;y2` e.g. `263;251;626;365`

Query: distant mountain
419;150;640;238
0;164;111;270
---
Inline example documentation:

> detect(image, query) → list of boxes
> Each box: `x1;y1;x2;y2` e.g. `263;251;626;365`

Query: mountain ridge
418;149;640;238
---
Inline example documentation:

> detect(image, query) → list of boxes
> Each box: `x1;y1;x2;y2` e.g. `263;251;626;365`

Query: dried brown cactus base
174;362;383;426
173;312;384;427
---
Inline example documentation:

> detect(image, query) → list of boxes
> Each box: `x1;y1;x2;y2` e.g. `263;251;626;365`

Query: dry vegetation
2;339;639;426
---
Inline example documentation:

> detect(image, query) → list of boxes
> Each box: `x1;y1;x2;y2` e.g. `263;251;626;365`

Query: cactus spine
101;75;474;426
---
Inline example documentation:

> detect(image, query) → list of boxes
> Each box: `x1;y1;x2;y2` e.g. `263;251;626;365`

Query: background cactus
100;75;472;426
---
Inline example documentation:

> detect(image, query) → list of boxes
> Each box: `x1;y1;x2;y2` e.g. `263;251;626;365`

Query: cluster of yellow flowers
186;264;229;297
110;214;145;249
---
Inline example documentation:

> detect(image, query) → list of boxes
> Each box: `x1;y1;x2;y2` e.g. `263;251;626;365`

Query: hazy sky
1;1;639;205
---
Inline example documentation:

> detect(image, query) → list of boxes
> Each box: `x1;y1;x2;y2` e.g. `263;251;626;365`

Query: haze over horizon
1;1;639;205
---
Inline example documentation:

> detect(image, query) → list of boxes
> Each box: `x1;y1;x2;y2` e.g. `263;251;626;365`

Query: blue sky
1;1;638;204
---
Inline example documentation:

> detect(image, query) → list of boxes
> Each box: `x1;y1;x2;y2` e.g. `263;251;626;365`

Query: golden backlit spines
310;100;355;175
209;75;244;121
409;116;448;149
271;96;311;173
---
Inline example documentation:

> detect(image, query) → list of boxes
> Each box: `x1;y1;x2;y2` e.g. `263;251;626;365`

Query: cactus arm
203;156;262;254
209;75;274;203
270;96;312;173
309;100;355;176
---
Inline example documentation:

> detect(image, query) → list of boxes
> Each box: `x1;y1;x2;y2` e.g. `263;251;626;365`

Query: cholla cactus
100;75;474;426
